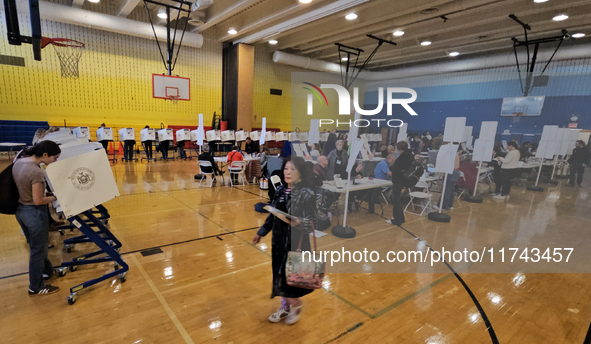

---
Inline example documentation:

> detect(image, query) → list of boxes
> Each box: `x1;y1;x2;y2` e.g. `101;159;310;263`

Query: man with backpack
387;141;417;226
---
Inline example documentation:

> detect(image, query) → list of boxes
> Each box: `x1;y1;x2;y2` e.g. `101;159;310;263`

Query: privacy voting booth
44;144;127;305
466;121;498;203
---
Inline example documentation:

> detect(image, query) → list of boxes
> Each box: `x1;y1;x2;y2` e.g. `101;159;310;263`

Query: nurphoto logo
303;83;419;128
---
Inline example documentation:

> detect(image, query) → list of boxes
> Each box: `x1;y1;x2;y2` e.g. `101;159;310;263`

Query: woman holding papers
252;156;318;325
492;141;521;200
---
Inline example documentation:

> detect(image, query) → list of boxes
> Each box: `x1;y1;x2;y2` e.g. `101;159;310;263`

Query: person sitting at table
227;145;244;184
374;154;396;180
314;155;329;181
326;140;348;180
259;144;270;177
519;142;533;161
347;161;365;212
388;145;398;158
197;145;224;181
244;137;259;155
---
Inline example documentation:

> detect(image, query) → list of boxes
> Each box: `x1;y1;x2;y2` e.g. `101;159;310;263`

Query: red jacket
227;151;244;164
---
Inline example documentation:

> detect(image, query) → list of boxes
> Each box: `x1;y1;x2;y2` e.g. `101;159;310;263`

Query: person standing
567;140;590;187
143;125;154;161
12;141;62;296
323;129;337;156
326;140;348;180
252;156;318;325
492;141;521;200
387;142;413;226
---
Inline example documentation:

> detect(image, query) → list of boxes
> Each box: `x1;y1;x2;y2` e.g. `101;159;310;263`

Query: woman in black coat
388;141;414;226
253;156;318;325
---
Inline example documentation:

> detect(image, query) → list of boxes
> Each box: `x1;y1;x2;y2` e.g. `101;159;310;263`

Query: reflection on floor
0;160;589;343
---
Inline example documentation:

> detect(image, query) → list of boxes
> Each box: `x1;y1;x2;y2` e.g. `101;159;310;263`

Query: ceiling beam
235;0;372;44
72;0;84;9
117;0;142;17
196;0;260;33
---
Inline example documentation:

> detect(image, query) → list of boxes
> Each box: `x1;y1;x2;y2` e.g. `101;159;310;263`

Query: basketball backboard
4;0;42;60
152;74;190;101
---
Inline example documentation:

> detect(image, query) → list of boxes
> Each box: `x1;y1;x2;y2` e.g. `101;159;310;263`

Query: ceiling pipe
273;44;591;81
15;0;203;48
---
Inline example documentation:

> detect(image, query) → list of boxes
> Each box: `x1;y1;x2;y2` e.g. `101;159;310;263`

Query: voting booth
96;127;113;141
40;135;128;305
319;132;329;142
299;132;308;142
73;127;90;140
528;125;558;191
42;129;78;145
140;128;155;142
466;121;498;202
221;130;235;142
235;130;249;141
206;130;221;141
119;128;135;141
276;132;288;141
265;131;276;141
176;128;191;142
250;131;261;141
158;129;174;142
289;132;300;141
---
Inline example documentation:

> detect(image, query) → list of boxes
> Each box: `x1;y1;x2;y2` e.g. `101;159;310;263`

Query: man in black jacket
567;140;590;186
197;145;224;181
244;137;259;155
387;141;414;226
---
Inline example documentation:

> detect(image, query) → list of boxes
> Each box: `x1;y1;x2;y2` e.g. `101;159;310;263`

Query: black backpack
400;161;424;188
0;164;19;214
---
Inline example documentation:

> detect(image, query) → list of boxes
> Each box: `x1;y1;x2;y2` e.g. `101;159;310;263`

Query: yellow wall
0;17;223;132
252;45;365;132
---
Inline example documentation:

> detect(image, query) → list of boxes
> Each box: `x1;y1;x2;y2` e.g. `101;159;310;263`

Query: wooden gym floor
0;159;590;344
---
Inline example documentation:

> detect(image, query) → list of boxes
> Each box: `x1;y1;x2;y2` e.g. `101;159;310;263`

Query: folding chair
404;177;433;216
229;161;247;186
198;161;216;187
270;175;281;190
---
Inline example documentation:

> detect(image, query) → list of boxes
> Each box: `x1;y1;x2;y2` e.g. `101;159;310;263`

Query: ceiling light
552;14;568;21
345;13;358;20
420;40;432;46
88;0;100;3
269;39;278;45
572;32;585;38
299;0;312;3
533;0;548;3
157;9;167;19
342;57;348;61
393;30;405;36
228;27;237;35
449;51;460;56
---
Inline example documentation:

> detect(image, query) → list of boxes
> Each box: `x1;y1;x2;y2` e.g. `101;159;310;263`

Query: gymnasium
1;0;591;342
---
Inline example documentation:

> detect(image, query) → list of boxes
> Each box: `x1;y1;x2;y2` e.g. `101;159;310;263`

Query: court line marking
165;192;378;320
131;254;196;344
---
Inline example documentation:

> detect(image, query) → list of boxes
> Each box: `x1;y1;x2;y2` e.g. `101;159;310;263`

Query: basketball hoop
41;37;85;79
168;95;180;104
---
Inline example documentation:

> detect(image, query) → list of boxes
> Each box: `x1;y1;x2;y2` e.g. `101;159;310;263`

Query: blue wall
363;65;591;138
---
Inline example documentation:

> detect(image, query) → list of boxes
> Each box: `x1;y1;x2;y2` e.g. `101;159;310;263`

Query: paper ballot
46;149;119;218
435;144;459;174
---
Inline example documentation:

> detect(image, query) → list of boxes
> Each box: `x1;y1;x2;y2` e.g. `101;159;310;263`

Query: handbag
286;224;325;289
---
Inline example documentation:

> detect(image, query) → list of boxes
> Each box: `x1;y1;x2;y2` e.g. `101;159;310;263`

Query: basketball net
168;95;180;105
42;37;85;79
513;114;522;125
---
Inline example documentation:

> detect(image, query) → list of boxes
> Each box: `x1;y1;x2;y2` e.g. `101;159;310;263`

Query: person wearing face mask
326;140;348;180
253;156;318;325
12;141;62;296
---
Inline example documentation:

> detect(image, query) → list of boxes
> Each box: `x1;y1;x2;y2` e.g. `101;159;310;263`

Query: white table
0;142;26;159
321;177;391;193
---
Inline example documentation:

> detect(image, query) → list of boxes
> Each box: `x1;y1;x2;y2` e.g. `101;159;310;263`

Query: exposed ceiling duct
273;44;591;81
15;0;204;48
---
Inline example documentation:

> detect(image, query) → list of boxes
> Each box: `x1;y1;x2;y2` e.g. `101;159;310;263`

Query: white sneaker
491;192;499;196
268;307;289;323
492;194;506;200
285;306;302;325
505;195;510;199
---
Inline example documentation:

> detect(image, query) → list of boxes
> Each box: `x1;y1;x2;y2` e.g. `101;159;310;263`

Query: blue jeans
440;170;461;210
15;204;53;292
